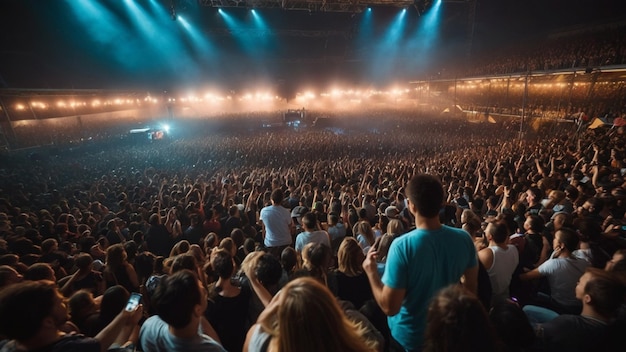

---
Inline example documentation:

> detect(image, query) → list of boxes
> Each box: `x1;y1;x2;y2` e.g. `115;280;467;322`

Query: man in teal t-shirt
363;174;478;351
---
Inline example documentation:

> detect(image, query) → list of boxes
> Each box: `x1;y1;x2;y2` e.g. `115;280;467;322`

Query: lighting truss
198;0;418;13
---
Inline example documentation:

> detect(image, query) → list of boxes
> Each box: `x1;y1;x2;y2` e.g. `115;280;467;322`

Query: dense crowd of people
463;25;626;77
0;109;625;351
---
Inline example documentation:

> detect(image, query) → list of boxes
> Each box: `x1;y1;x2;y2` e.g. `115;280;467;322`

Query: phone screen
125;292;142;312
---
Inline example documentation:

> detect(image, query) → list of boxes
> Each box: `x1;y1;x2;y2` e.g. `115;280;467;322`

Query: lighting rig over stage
197;0;437;13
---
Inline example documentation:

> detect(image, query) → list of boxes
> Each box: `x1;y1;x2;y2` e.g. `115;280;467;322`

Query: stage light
161;124;170;133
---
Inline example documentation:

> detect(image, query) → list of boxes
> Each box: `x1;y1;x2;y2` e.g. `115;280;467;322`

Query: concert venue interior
1;0;626;351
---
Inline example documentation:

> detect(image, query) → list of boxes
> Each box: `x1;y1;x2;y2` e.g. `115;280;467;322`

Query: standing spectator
181;214;204;245
363;174;478;351
478;220;519;306
294;212;330;253
335;237;373;310
145;213;173;257
103;244;139;294
259;189;293;258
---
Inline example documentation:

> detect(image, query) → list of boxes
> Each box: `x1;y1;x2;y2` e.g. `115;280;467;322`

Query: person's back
385;224;477;347
259;189;292;256
363;174;478;351
295;212;330;252
479;221;519;305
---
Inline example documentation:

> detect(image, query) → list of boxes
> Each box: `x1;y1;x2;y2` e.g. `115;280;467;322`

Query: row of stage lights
9;87;415;112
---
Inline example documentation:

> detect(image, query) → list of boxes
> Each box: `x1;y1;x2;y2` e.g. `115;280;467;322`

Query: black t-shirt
205;284;252;352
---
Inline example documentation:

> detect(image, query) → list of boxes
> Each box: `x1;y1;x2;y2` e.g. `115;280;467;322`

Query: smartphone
125;292;142;312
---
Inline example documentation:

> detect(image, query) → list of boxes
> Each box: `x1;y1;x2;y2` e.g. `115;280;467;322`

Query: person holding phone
0;280;143;352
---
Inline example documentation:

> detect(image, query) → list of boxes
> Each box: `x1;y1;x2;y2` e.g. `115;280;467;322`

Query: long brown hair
337;237;365;277
260;277;378;352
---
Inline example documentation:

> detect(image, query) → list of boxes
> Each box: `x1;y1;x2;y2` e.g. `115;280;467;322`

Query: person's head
553;227;579;253
575;268;625;320
24;263;56;282
254;253;283;289
0;280;67;341
485;220;509;244
74;253;94;271
0;265;23;289
280;246;298;273
328;213;340;226
68;289;97;323
302;212;318;231
353;221;374;246
205;232;218;250
526;187;543;205
375;233;395;263
259;277;377;352
524;214;544;233
99;285;130;322
406;174;444;218
170;240;190;257
152;269;207;329
386;218;404;236
488;301;534;350
605;249;626;272
211;249;235;279
170;254;198;275
337;237;364;277
424;284;499;352
218;237;236;258
271;189;284;206
551;212;570;231
41;238;58;254
105;243;127;270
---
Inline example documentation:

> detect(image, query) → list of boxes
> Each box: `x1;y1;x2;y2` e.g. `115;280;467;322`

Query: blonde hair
260;277;377;352
353;221;375;246
337;237;364;277
386;219;404;236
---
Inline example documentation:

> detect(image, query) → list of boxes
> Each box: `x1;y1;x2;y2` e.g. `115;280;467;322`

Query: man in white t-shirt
259;189;293;258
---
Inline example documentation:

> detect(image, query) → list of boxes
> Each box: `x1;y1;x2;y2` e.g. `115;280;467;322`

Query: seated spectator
138;269;226;352
531;268;625;351
520;227;589;314
243;277;379;352
0;280;142;352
